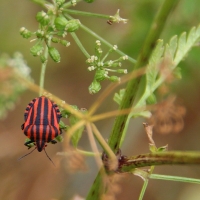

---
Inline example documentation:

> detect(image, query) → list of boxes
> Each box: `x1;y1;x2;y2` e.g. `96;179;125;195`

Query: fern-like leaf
141;25;200;105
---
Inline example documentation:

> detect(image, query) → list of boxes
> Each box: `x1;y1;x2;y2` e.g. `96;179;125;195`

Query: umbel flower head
19;0;81;63
87;40;128;94
0;52;32;119
148;96;186;134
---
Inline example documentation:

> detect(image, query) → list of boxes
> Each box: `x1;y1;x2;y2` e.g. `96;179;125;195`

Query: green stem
139;165;155;200
139;179;149;200
86;1;180;199
63;9;110;19
149;174;200;184
63;0;82;8
64;13;136;64
76;149;100;156
70;32;90;58
31;0;49;7
118;151;200;173
108;0;180;153
39;45;49;96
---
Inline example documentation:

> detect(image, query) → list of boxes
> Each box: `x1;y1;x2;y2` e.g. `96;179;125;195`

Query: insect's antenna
18;147;37;161
44;148;55;166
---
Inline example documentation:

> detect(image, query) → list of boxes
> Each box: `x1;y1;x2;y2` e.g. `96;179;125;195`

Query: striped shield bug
20;96;62;163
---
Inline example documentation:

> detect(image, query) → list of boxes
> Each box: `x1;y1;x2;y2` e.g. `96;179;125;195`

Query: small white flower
97;62;103;67
90;55;96;62
96;40;101;46
52;24;56;31
88;66;95;71
86;58;90;63
66;42;70;47
41;11;46;17
62;31;67;37
124;69;128;74
113;45;118;50
44;15;49;20
123;55;128;60
71;0;77;6
20;27;26;32
108;60;113;65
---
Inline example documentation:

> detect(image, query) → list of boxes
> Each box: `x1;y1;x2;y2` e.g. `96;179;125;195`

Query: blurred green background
1;0;200;199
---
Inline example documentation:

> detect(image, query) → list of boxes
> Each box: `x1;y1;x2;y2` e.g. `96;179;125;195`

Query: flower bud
36;29;44;38
110;62;121;67
109;76;120;82
20;27;32;39
54;16;68;31
65;19;80;32
84;0;95;3
30;43;44;56
146;94;157;105
48;47;61;63
71;0;77;6
117;69;128;74
40;55;47;63
51;37;60;43
89;80;101;94
56;0;65;7
36;11;50;26
173;67;182;79
60;40;70;47
94;70;106;81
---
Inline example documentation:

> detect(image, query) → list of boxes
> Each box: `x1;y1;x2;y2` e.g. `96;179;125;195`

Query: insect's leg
24;140;35;149
50;139;57;144
21;123;24;130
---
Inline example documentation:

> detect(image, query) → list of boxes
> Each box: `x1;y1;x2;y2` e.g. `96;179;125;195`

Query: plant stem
63;9;110;19
64;13;137;64
139;165;155;200
39;45;49;96
149;174;200;184
86;0;180;199
118;151;200;172
70;32;90;58
138;179;149;200
108;0;180;153
63;0;82;8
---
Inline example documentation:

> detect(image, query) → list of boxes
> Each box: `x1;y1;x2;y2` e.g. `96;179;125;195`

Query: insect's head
18;143;55;166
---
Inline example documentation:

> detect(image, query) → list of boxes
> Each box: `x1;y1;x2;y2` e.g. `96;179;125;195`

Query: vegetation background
0;0;200;199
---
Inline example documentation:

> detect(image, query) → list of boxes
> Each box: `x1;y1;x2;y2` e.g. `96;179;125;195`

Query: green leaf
69;108;86;148
157;144;168;152
132;39;164;111
135;25;200;109
146;39;164;90
174;25;200;65
70;118;84;148
154;25;200;90
59;120;68;130
113;89;125;105
55;135;64;142
149;144;157;153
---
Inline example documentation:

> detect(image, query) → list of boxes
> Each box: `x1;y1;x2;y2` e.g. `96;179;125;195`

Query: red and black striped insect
20;96;62;163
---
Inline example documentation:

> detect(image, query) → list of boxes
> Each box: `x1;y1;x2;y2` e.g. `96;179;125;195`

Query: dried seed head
148;96;186;134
